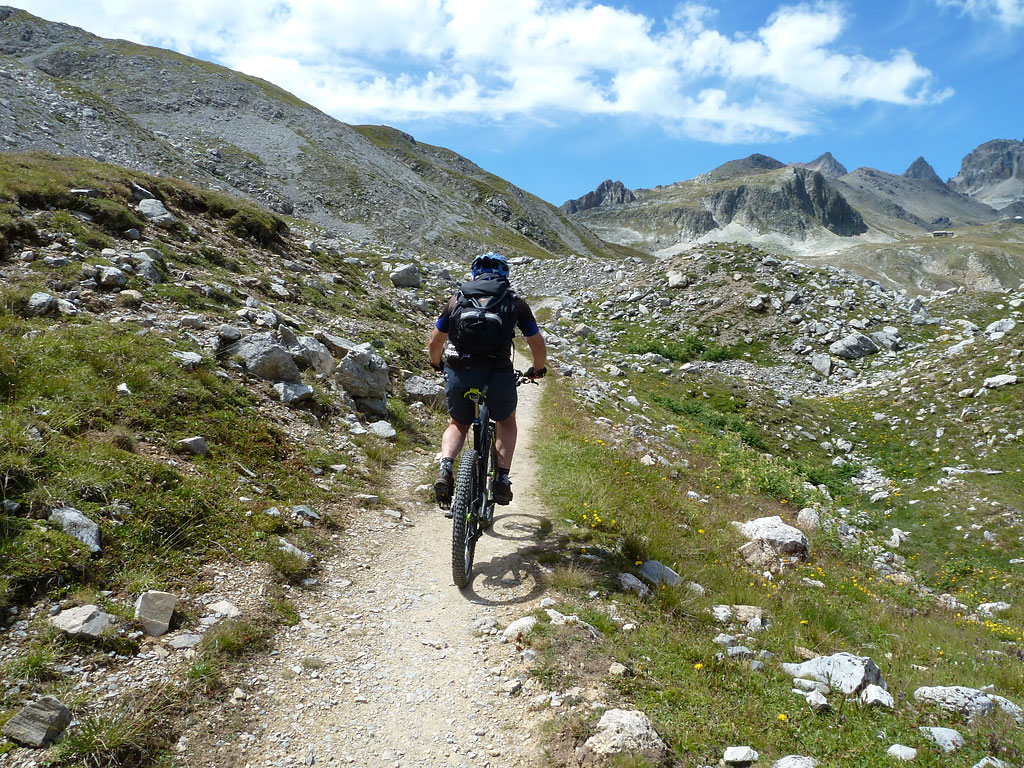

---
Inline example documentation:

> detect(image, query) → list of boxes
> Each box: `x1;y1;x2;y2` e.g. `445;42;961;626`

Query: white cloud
936;0;1024;26
14;1;949;141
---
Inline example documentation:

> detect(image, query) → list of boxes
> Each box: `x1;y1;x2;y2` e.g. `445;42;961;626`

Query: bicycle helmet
471;252;510;279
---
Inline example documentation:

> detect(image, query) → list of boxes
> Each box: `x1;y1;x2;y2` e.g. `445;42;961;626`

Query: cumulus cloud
14;0;949;141
936;0;1024;26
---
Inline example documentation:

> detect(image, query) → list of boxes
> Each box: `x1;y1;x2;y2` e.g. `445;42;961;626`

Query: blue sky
14;1;1024;205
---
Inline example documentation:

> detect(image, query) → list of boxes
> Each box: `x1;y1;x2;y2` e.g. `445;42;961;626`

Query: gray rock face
913;686;996;720
334;343;390;414
948;138;1024;209
49;506;100;553
829;332;879;359
292;336;335;375
138;198;178;226
389;263;421;288
781;652;885;694
49;604;115;637
733;516;809;558
130;253;163;283
26;292;57;317
580;709;667;765
404;375;445;408
811;353;832;377
561;180;636;214
134;591;177;636
1;696;72;747
237;333;301;382
95;265;128;290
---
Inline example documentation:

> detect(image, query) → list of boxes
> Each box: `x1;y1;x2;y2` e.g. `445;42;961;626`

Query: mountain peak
561;180;635;214
903;156;943;184
791;152;847;179
707;154;785;181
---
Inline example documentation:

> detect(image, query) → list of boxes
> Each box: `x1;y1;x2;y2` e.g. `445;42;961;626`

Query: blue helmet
471;252;509;279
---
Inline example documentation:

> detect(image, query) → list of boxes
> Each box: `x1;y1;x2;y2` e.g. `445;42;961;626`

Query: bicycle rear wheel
450;451;478;588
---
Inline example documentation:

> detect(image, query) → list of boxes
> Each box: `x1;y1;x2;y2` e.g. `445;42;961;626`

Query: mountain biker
428;252;547;508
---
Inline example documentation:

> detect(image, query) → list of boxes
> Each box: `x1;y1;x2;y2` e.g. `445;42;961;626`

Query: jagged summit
903;156;943;185
792;152;848;179
560;180;635;214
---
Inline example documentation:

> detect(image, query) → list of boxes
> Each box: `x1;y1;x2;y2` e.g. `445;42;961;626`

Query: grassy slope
529;249;1023;766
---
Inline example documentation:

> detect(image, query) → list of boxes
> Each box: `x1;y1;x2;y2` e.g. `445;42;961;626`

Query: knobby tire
450;451;477;588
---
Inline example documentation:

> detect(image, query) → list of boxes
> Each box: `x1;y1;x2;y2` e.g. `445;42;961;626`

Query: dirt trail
184;375;553;767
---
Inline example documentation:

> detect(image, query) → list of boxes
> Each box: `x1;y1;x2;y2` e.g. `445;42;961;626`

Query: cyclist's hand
429;359;443;373
525;365;546;380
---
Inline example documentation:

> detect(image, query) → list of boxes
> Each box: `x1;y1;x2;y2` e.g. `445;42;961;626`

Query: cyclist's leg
441;419;470;461
494;412;517;471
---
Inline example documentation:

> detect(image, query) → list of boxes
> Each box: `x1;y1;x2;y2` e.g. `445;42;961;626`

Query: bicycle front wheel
450;451;478;588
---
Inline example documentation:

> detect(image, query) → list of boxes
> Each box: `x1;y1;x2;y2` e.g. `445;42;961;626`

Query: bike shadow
459;512;550;606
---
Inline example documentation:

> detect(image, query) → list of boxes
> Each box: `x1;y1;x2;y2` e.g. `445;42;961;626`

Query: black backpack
448;278;517;357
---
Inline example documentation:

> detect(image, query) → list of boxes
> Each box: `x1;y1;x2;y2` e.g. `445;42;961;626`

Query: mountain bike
449;371;532;588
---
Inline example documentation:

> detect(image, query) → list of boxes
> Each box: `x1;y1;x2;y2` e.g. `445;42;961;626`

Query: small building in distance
931;230;955;237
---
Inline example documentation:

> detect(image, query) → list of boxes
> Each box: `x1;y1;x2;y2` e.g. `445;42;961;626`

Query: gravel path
183;378;553;767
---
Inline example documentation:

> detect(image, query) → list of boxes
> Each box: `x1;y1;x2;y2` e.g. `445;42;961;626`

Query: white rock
971;759;1010;768
861;684;894;709
26;292;57;317
983;374;1017;389
919;726;964;752
913;686;996;720
723;745;759;764
367;421;397;440
733;516;809;558
771;758;817;768
49;605;115;637
207;600;239;618
176;436;209;456
806;690;830;712
502;616;537;639
886;744;916;761
781;653;885;695
796;507;820;532
134;591;177;637
48;507;101;553
581;709;667;762
977;601;1011;617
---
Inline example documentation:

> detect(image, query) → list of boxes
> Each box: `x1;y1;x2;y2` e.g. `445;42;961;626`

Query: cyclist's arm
428;326;447;369
525;332;547;372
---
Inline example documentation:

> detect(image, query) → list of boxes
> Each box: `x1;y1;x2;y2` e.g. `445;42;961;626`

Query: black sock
440;458;453;473
496;468;510;481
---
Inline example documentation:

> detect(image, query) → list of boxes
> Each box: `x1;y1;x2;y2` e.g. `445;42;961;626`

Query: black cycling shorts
444;366;517;425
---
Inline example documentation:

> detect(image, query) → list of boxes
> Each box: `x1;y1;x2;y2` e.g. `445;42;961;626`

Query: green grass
532;377;1024;766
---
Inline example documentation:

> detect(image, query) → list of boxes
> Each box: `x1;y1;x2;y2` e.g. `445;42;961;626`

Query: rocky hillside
949;139;1024;212
0;6;631;264
564;161;867;255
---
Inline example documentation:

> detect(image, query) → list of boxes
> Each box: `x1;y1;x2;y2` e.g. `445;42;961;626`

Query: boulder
26;292;57;317
733;516;808;559
292;336;336;375
134;591;177;636
130;253;163;283
887;744;916;761
389;263;421;288
639;560;682;587
869;328;903;351
334;343;390;414
49;604;115;637
913;686;996;720
237;333;302;383
985;318;1016;339
1;696;72;747
796;507;820;532
580;709;668;765
829;332;879;360
619;572;653;599
920;726;964;752
771;758;817;768
982;374;1017;389
667;270;689;288
747;296;767;312
49;506;100;553
273;382;314;404
404;375;446;408
811;353;832;377
95;266;128;290
138;198;178;227
367;420;397;440
723;746;759;764
176;436;209;456
781;653;885;694
171;351;203;370
738;539;783;572
502;616;537;639
860;684;894;709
